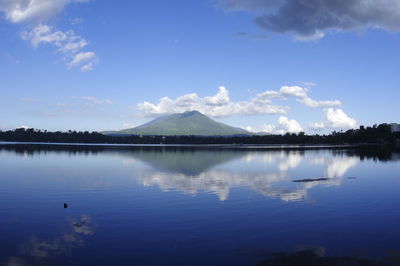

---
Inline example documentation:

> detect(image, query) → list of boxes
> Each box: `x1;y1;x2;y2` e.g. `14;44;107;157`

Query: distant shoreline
1;124;398;147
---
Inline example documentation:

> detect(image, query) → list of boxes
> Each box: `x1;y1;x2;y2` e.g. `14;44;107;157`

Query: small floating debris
292;178;330;183
64;203;68;209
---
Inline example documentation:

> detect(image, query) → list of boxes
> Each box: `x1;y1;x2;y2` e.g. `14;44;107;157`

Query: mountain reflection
128;150;360;201
125;149;242;175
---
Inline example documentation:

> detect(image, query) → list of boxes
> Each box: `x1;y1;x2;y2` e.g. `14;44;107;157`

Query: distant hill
103;111;251;136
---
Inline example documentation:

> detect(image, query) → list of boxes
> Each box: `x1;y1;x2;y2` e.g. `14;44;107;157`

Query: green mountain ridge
103;111;250;136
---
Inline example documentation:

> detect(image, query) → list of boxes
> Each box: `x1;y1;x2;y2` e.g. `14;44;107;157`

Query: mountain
103;111;251;136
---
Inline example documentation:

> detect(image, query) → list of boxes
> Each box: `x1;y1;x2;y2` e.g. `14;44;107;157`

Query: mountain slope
104;111;250;136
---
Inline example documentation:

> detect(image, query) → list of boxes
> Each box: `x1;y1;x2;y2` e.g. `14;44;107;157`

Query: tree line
0;123;398;145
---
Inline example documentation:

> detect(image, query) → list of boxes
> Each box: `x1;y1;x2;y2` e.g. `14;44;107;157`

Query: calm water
0;144;400;265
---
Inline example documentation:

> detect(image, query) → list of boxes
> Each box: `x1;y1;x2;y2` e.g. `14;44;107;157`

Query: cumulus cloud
256;85;307;99
258;85;341;108
138;86;289;117
324;108;357;129
310;108;357;130
0;0;96;71
137;85;354;134
277;116;303;133
245;116;303;134
218;0;400;40
138;85;342;118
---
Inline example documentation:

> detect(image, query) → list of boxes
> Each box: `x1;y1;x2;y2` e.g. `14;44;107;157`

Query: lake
1;144;400;265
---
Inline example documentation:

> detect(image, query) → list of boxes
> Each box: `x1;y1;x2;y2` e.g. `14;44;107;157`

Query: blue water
0;144;399;265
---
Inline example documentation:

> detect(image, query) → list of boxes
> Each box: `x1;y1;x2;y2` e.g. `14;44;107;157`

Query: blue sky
0;0;399;133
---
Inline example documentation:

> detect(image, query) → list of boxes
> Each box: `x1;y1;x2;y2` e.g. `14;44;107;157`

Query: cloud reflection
130;150;359;202
6;215;93;265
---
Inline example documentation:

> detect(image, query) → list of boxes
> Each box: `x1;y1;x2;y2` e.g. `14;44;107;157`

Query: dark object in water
292;178;330;183
64;203;68;209
73;221;86;228
347;176;357;179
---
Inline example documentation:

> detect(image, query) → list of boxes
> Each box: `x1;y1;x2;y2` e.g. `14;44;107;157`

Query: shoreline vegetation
0;123;399;146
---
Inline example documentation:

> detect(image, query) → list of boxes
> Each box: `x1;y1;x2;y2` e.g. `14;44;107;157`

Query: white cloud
243;126;256;133
325;108;357;129
309;122;325;131
17;125;32;129
256;86;308;100
258;85;341;108
68;51;98;71
21;24;66;46
0;0;88;23
310;108;357;130
138;86;289;117
277;116;304;133
137;85;353;133
0;0;97;72
280;85;308;98
260;123;276;133
138;85;342;118
218;0;400;40
80;96;112;105
59;38;88;53
21;24;88;53
21;25;97;71
69;52;95;66
298;97;341;108
79;62;94;72
243;116;303;134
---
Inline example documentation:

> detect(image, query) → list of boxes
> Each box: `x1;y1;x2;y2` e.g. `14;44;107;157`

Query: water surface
0;144;399;265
